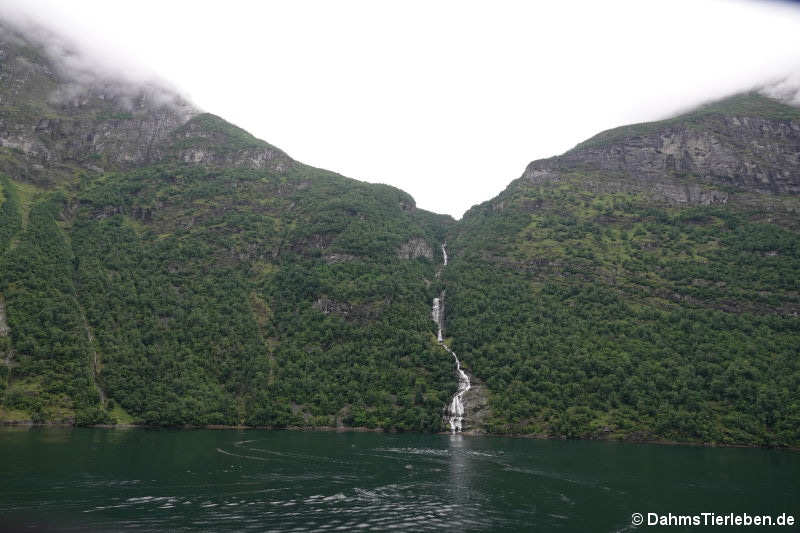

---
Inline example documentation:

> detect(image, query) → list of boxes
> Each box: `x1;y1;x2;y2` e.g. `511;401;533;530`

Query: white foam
431;242;470;433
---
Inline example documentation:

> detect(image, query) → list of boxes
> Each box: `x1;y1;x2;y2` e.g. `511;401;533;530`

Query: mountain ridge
444;90;799;443
1;18;799;446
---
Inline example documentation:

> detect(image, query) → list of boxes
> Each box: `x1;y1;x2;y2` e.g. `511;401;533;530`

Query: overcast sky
3;0;800;218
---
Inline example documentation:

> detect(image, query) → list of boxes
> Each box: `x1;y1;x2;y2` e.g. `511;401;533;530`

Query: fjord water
1;429;797;532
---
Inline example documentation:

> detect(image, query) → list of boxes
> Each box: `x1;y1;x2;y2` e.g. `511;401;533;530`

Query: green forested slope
1;19;799;445
0;189;101;423
0;17;458;429
0;163;454;430
444;96;800;446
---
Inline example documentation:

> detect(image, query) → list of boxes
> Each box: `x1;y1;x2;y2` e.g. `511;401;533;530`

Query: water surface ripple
0;428;797;532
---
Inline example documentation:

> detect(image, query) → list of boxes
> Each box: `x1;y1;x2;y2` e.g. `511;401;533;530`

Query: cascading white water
443;345;470;432
432;297;443;343
431;243;471;433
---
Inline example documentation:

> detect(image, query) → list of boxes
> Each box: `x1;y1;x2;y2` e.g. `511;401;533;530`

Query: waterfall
443;344;470;432
431;243;471;433
432;297;443;343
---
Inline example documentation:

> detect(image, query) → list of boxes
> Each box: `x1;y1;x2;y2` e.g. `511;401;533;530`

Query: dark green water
0;428;797;532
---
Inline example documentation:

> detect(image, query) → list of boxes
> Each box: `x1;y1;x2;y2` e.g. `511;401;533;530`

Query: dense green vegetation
0;175;22;400
0;175;22;251
0;192;107;424
2;126;799;444
1;21;798;444
446;177;800;445
1;163;455;430
4;16;800;448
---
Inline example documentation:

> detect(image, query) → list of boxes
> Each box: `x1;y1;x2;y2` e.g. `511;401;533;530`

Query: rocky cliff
519;93;800;205
0;21;291;185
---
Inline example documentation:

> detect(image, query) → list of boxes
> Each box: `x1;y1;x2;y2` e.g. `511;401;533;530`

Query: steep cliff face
460;378;490;433
397;237;434;260
0;21;291;184
164;114;292;172
520;93;800;204
0;298;8;337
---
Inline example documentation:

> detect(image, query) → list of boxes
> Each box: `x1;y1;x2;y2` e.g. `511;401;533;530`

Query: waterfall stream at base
442;344;470;432
432;243;470;433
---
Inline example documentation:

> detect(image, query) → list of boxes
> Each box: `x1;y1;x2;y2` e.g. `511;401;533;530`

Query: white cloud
0;5;193;117
762;72;800;105
2;0;800;217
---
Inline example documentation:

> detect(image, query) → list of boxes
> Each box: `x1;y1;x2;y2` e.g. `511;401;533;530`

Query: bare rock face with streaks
398;237;433;260
0;21;293;184
0;299;9;337
313;297;352;317
460;377;490;433
520;94;800;204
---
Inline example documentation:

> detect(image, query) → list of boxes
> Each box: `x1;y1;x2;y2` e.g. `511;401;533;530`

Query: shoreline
1;420;797;451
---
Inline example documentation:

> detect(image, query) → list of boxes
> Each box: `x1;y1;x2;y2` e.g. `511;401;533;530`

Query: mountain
1;19;799;446
0;21;292;183
445;92;800;445
0;20;455;430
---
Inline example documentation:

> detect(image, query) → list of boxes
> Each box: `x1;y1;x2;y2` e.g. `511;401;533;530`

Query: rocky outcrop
312;297;352;317
525;169;730;206
0;297;11;370
561;116;800;193
0;28;197;181
0;298;9;337
323;253;356;264
176;145;288;171
299;233;333;252
0;21;293;182
397;237;433;260
312;296;384;321
461;376;491;433
164;114;293;173
652;182;728;205
522;95;800;201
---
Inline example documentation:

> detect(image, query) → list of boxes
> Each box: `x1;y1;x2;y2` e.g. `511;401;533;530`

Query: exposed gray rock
0;299;9;337
397;237;433;260
306;234;332;250
461;375;491;433
524;168;561;186
652;182;728;205
323;253;356;264
312;296;387;322
398;199;415;211
523;167;729;206
313;297;352;317
0;21;293;182
166;116;292;173
522;111;800;197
